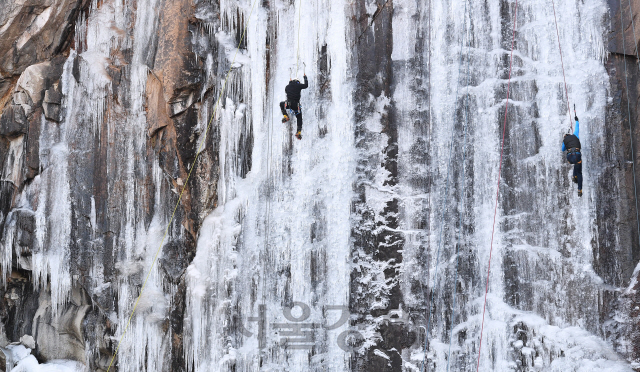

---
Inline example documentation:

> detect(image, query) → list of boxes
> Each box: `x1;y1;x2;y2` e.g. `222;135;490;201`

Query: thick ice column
184;0;353;370
399;0;621;370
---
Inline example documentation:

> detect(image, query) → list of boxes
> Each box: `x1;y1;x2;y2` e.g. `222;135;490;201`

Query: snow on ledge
2;344;87;372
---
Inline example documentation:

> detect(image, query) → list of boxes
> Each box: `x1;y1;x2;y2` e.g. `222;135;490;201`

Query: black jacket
285;76;308;102
563;134;581;151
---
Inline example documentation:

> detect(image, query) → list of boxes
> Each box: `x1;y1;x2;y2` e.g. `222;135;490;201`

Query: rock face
1;0;640;371
607;0;640;367
0;0;206;370
0;0;89;101
350;1;416;370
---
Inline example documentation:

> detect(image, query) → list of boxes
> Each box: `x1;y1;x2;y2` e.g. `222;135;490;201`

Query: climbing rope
421;0;468;370
447;15;472;372
296;0;302;77
621;0;640;260
551;0;572;132
628;0;640;59
428;0;431;134
422;0;432;358
262;37;274;304
263;26;276;308
476;1;518;370
105;0;260;370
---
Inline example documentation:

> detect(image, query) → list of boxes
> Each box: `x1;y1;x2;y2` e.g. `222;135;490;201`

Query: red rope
476;1;518;370
552;0;572;124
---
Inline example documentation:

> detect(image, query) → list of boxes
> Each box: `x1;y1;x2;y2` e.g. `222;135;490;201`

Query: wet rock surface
0;0;89;100
0;0;208;370
608;0;640;367
350;0;416;370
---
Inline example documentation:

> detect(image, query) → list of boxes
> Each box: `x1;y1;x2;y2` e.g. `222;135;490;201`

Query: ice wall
385;0;631;370
184;0;634;370
1;0;640;371
1;0;201;369
184;0;353;370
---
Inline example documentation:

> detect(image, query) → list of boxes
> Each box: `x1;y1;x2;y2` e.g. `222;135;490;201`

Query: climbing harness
621;0;640;256
284;101;302;117
476;1;518;370
421;0;468;370
105;0;261;370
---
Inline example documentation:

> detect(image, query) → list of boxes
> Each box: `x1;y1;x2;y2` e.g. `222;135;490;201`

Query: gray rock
11;92;32;114
15;210;34;250
0;105;27;137
3;209;36;271
43;89;61;105
169;89;197;117
15;62;52;110
12;60;65;117
0;347;7;371
0;271;39;344
0;135;25;188
43;89;62;122
32;294;88;363
19;335;35;349
0;0;90;98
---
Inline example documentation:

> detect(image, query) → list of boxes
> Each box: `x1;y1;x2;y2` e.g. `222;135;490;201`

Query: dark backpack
563;134;581;151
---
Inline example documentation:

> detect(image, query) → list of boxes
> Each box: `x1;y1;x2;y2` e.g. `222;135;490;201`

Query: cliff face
1;0;640;371
0;0;211;370
609;0;640;367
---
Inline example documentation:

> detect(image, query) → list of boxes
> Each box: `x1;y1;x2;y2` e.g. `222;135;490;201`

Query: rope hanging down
296;0;302;77
447;18;472;372
421;0;468;370
551;0;572;132
263;30;276;306
621;0;640;261
476;1;518;370
106;0;260;370
421;0;432;362
628;0;640;59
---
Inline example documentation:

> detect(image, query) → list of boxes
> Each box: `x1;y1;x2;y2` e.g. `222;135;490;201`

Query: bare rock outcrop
0;0;88;100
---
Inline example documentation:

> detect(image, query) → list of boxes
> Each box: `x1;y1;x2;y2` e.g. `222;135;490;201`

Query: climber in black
280;74;308;140
562;114;582;197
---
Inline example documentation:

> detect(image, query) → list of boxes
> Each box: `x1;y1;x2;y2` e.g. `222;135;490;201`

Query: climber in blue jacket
562;115;582;197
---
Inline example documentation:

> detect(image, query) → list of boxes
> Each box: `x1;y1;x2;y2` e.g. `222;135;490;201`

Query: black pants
280;101;303;132
567;152;583;190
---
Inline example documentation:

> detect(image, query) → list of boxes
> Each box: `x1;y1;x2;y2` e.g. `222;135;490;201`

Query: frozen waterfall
1;0;639;371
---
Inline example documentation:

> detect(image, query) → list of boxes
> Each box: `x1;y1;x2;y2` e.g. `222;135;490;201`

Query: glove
575;115;579;121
